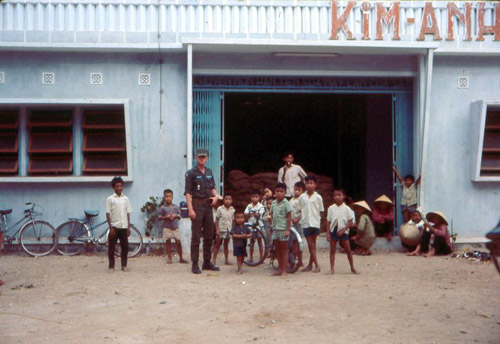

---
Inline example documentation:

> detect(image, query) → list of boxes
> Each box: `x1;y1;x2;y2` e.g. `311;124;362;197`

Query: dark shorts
303;227;320;237
330;229;349;242
233;245;247;257
402;204;417;212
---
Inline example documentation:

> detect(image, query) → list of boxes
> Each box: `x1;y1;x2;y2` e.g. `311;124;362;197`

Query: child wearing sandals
351;201;376;256
326;189;357;274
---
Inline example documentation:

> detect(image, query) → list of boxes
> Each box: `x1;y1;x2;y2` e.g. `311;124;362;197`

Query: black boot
202;261;220;271
191;264;201;274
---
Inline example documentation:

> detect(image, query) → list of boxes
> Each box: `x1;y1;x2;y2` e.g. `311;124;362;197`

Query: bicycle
244;222;304;273
0;202;57;257
55;210;143;257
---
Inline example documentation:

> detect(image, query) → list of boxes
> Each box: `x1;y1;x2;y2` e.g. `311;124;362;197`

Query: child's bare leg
223;239;232;265
403;210;409;223
176;240;188;263
165;239;173;264
423;247;435;258
302;236;314;272
310;234;320;272
257;237;263;260
408;244;421;256
341;240;358;274
280;241;288;276
249;240;255;262
328;240;337;274
212;238;222;264
236;256;243;274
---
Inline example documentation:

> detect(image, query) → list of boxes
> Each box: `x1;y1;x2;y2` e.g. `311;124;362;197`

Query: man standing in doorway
278;152;307;198
185;148;220;274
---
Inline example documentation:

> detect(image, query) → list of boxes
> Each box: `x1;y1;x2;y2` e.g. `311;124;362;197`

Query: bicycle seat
84;210;99;217
0;209;12;215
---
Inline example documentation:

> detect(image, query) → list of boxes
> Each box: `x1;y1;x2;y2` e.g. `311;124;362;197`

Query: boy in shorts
244;190;265;262
290;181;305;267
212;194;235;265
159;189;187;264
269;183;292;276
326;189;357;275
230;212;252;274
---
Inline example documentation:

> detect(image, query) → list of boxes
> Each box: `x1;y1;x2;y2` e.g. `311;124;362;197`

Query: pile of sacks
224;170;335;211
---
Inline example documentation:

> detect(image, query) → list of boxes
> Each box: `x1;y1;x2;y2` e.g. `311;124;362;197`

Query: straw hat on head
426;211;448;225
374;195;393;205
353;201;372;213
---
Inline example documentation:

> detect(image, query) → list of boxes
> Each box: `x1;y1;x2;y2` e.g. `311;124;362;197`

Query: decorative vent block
42;72;55;85
0;72;4;84
457;76;469;89
138;73;151;86
90;73;103;85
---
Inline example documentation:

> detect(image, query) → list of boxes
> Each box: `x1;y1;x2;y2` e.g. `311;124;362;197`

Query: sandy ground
0;249;499;344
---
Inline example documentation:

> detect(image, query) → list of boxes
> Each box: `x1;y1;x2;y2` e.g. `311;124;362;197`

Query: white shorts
162;228;180;241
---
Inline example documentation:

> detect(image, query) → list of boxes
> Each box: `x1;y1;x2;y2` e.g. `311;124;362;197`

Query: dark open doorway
224;92;393;203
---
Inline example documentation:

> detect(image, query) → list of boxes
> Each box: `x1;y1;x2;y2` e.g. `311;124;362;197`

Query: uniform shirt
327;202;353;234
298;192;324;228
160;204;180;229
230;225;251;247
184;166;216;199
106;193;132;228
270;199;292;231
277;164;307;197
401;183;418;206
216;205;235;232
244;202;265;227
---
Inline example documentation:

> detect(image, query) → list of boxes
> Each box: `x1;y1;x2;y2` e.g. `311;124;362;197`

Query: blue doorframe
194;77;414;230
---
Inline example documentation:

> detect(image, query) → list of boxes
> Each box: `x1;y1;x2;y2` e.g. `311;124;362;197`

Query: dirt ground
0;249;499;344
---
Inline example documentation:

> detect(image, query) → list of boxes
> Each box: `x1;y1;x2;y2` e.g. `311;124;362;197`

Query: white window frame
471;99;500;182
0;99;133;183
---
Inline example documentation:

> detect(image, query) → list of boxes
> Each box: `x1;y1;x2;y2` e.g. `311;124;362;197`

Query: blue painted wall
0;51;188;231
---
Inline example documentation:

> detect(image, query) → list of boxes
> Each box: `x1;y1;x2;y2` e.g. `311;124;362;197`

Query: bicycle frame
1;208;37;244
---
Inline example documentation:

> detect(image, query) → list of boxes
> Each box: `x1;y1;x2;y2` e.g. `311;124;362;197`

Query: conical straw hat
426;211;448;225
374;195;393;205
353;201;371;213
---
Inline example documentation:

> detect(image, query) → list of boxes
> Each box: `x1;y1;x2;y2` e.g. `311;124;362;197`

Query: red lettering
361;2;372;40
447;2;472;41
417;2;442;41
477;2;500;41
376;1;400;40
330;0;356;40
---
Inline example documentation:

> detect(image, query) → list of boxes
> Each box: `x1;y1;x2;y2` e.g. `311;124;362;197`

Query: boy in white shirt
290;181;305;268
326;188;357;275
212;194;235;265
300;175;324;273
106;177;133;272
278;152;307;198
244;190;265;262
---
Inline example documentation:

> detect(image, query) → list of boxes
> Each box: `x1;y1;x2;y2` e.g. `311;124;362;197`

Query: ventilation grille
90;73;103;85
457;76;469;89
42;72;55;85
138;73;151;86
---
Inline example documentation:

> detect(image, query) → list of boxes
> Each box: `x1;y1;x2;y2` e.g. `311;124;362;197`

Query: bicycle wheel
287;229;301;274
113;225;143;258
56;220;90;256
19;220;57;257
244;227;269;267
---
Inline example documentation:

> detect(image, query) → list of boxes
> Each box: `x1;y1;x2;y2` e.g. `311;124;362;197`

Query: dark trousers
420;230;451;255
108;227;129;269
375;221;393;237
191;202;215;265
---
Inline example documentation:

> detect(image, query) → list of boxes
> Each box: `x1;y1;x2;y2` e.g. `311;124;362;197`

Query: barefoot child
351;201;375;256
409;211;452;257
212;194;235;266
230;212;252;274
289;181;305;267
300;175;324;273
159;189;188;264
393;166;422;223
326;189;357;274
106;177;133;272
244;190;265;262
269;183;292;276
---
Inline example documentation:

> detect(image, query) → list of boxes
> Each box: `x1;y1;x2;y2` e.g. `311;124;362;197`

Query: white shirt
407;219;425;231
290;197;302;220
327;203;353;234
244;202;265;227
299;192;324;228
277;164;307;197
401;183;417;206
106;193;132;228
216;205;235;232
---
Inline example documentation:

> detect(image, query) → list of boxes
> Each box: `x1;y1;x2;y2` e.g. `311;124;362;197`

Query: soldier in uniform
185;148;220;274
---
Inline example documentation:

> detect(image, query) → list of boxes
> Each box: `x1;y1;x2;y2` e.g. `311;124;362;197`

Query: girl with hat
351;201;376;256
372;195;394;240
408;211;453;257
